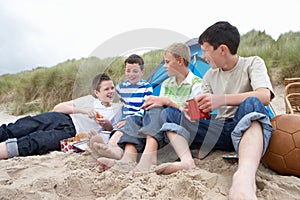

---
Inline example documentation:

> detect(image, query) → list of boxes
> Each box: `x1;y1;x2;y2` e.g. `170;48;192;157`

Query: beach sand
0;85;299;200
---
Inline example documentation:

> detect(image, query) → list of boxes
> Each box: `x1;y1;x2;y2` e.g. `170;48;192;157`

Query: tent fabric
146;38;275;118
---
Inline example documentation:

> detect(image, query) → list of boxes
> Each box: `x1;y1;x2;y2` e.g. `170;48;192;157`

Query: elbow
261;92;271;106
52;106;58;112
256;88;272;106
262;98;270;106
52;103;62;112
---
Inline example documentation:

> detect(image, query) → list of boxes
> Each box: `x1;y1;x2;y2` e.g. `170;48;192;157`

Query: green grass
0;30;299;115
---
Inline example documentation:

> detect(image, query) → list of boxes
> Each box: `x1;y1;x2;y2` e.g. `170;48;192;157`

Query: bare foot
155;161;195;175
229;171;257;200
97;157;115;172
87;134;106;159
88;129;105;148
93;143;123;159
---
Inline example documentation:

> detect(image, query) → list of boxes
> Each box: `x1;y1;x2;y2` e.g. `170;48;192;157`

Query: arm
52;100;90;115
141;79;181;110
54;100;114;131
141;96;180;110
224;88;271;106
197;88;271;113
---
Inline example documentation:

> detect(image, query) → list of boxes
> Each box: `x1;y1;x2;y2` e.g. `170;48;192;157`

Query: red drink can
187;99;210;120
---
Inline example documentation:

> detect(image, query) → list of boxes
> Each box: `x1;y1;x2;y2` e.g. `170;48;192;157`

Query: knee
244;96;262;105
160;106;181;124
239;97;266;113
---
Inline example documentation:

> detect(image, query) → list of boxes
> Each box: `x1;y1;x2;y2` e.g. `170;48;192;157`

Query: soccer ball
262;114;300;177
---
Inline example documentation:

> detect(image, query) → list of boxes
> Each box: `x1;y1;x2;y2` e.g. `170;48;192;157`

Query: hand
87;110;104;120
87;110;97;119
95;117;113;131
140;96;169;110
195;93;225;112
116;121;125;129
95;116;108;126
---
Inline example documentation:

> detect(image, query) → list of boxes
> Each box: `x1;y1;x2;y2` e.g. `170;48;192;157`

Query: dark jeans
161;97;272;154
0;112;76;156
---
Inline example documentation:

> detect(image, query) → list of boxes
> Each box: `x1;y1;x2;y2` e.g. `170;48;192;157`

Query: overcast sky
0;0;299;75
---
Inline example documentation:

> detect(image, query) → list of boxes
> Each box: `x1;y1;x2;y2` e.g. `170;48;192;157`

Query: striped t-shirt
160;71;202;107
116;80;153;119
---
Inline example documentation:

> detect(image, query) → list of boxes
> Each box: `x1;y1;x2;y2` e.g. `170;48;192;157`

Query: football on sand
262;114;300;177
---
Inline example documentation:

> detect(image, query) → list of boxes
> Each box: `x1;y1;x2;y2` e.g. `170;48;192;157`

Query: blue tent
146;38;275;118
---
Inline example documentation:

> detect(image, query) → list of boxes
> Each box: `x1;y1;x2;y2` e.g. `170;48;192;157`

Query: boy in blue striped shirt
116;54;153;127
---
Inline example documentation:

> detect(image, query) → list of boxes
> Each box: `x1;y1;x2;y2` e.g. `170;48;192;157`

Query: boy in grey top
155;21;274;200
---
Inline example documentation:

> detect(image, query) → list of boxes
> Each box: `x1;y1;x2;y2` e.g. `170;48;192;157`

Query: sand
0;85;299;200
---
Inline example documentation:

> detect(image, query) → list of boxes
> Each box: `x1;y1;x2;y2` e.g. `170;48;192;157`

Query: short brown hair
92;73;111;91
165;43;191;67
124;54;144;70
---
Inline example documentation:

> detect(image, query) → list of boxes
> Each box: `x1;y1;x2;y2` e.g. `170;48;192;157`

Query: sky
0;0;299;75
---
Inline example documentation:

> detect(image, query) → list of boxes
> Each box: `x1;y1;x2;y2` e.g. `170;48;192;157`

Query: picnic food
75;132;89;140
95;112;103;119
262;114;300;177
61;132;89;153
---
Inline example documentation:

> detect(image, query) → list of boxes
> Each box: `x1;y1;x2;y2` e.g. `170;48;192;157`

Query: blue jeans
117;107;165;152
159;97;273;155
0;112;76;157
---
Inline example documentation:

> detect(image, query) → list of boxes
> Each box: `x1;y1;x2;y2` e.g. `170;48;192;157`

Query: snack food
61;132;89;153
95;112;103;119
74;132;89;140
187;99;210;120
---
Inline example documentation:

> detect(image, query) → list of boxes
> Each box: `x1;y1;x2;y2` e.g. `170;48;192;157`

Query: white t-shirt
69;95;122;133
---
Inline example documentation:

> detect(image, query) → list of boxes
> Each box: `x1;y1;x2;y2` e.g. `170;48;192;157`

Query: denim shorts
117;107;166;152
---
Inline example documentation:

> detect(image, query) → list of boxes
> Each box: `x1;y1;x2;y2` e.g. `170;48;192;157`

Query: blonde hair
165;43;191;67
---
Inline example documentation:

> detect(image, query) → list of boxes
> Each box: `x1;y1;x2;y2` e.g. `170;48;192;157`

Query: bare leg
130;136;158;175
97;143;137;172
229;121;262;200
89;130;124;159
0;142;8;159
108;131;123;146
155;131;195;175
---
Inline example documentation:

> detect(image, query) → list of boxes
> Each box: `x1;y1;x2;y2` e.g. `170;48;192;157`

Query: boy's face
201;42;222;69
94;80;115;103
164;52;182;77
124;63;144;84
